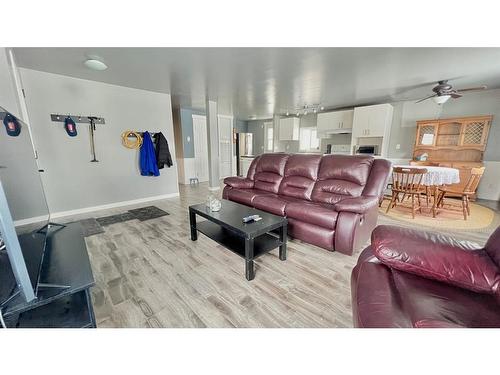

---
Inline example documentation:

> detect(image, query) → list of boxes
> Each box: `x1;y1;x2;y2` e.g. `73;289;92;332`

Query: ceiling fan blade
456;85;487;93
415;94;437;103
450;92;462;99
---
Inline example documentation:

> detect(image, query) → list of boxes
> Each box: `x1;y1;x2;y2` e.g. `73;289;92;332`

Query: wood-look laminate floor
68;183;498;328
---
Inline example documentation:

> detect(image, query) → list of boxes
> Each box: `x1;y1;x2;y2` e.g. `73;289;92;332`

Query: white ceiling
12;47;500;120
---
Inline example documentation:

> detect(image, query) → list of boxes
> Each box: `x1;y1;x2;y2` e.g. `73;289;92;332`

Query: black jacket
153;132;173;169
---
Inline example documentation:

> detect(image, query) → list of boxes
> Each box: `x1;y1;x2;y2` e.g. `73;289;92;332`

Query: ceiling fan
416;80;487;104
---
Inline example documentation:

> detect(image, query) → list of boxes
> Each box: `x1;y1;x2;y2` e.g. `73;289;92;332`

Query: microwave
355;145;379;155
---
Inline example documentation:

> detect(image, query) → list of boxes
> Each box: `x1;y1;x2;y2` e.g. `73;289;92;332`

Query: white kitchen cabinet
317;110;353;137
351;103;394;157
352;103;393;138
279;117;300;141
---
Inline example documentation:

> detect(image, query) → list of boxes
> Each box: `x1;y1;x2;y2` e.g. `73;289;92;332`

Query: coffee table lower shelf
196;220;282;259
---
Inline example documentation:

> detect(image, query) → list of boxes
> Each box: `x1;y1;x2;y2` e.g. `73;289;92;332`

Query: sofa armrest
333;196;379;214
223;176;254;189
372;225;500;295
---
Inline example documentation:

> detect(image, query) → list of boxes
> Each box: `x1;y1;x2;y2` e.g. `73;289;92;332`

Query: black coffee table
189;199;287;280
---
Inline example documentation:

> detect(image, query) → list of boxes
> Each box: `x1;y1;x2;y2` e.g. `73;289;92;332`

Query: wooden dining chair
410;160;439;206
386;167;427;219
436;167;485;220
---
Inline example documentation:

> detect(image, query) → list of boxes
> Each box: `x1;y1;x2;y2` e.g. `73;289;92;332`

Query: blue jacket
140;132;160;176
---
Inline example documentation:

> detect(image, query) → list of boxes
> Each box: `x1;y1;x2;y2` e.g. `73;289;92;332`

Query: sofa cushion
226;188;273;206
246;156;261;180
256;153;289;175
392;269;500;328
285;201;338;229
318;154;374;185
287;218;335;250
254;153;289;193
279;154;322;200
254;171;284;194
351;258;500;328
311;180;364;204
311;155;374;205
252;195;300;216
223;177;254;189
372;225;500;296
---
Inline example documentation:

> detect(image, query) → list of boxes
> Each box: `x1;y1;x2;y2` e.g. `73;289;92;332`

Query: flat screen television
0;105;50;305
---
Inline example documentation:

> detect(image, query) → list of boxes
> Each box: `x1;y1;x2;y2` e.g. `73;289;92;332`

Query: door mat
78;218;105;237
96;212;136;226
128;206;169;221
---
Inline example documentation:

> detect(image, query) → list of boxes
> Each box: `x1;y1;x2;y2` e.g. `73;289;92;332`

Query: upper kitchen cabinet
317;110;353;137
279;117;300;141
352;103;393;138
351;103;394;157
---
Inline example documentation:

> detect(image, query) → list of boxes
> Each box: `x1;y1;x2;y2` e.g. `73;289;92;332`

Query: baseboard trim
14;192;180;226
208;186;221;191
50;192;180;219
14;214;50;227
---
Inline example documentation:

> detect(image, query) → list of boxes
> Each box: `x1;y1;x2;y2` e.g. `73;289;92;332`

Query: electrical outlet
396;144;401;150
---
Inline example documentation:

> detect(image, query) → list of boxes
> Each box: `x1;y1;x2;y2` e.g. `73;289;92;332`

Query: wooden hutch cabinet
413;115;492;199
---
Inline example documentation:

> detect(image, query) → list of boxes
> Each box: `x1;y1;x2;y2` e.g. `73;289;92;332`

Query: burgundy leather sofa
223;153;391;255
351;225;500;328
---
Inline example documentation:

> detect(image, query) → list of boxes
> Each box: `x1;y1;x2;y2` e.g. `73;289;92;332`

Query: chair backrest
463;167;485;194
391;167;427;193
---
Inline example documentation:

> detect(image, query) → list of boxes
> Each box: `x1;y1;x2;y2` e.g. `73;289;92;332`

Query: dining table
394;165;460;217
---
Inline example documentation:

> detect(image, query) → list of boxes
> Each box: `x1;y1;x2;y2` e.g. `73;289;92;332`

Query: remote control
243;214;261;223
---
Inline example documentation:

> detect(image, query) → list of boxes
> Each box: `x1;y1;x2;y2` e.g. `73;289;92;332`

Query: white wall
19;68;179;215
0;48;50;224
0;49;20;117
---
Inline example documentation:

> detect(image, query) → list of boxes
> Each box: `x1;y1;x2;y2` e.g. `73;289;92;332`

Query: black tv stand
0;222;96;328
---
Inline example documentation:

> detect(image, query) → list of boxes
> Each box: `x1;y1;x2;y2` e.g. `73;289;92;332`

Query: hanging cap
64;116;77;137
3;113;21;137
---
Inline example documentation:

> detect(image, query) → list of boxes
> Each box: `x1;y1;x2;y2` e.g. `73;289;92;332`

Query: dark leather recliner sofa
351;225;500;327
223;153;391;255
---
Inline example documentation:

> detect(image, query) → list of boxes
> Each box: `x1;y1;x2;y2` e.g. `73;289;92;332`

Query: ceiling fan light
84;59;108;71
433;95;451;105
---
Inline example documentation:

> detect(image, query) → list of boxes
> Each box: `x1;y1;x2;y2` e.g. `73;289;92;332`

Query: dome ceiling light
84;58;108;71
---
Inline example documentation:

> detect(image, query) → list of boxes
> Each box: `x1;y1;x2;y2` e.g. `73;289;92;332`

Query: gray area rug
77;206;169;237
128;206;169;221
78;218;105;237
96;212;136;226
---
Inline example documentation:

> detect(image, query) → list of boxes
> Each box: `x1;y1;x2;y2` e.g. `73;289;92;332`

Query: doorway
218;116;233;179
192;115;209;182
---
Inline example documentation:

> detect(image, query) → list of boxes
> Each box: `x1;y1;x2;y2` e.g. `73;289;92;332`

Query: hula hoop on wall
121;130;143;149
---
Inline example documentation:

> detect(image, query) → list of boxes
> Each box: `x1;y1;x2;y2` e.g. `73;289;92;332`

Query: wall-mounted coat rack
50;114;105;162
50;114;105;124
